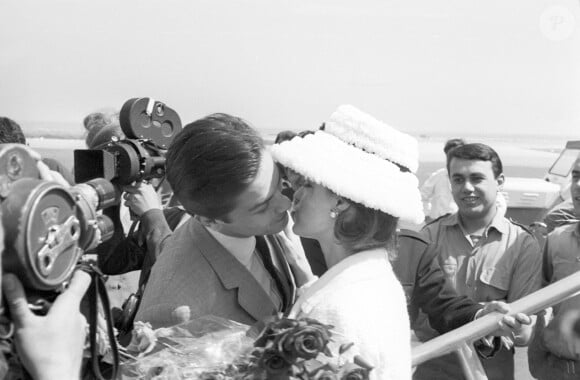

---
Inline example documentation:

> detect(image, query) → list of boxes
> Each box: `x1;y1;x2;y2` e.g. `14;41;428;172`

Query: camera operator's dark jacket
97;206;188;287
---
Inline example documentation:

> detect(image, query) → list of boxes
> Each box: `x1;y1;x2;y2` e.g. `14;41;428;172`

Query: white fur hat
271;105;424;224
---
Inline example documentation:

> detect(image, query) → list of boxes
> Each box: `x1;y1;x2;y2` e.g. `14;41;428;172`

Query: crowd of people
0;104;578;379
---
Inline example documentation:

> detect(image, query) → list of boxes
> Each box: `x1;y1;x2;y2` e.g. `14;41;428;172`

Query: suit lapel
191;219;277;321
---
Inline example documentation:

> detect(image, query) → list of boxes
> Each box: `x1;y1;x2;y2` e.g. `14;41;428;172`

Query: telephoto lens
69;178;119;251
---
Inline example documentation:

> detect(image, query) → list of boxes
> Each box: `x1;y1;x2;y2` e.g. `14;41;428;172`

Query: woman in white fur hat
271;105;424;380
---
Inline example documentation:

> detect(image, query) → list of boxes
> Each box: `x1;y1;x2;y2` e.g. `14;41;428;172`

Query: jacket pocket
479;266;510;291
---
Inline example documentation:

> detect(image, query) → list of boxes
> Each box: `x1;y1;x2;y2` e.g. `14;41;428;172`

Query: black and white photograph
0;1;579;379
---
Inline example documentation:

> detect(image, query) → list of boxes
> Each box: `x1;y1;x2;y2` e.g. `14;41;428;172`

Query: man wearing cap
135;113;314;329
413;143;542;380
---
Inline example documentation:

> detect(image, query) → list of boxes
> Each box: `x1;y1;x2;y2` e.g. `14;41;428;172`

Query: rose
339;363;371;380
275;324;332;360
254;318;300;348
258;348;291;375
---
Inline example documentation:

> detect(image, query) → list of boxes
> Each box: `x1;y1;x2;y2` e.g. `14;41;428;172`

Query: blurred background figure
274;130;297;145
420;138;465;223
83;110;125;149
0;116;75;185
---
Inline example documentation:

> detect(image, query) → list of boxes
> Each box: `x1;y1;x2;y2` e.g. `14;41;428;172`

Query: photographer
0;144;88;378
3;271;89;380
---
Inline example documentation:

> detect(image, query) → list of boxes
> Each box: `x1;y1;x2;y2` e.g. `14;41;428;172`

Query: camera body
74;98;182;186
0;145;119;319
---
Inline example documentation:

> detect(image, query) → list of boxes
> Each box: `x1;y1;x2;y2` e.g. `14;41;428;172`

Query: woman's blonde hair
334;200;399;259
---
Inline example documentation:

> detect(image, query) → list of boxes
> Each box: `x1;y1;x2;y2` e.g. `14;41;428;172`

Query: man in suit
135;113;314;328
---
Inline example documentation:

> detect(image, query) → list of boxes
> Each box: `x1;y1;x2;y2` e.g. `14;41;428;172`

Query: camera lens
84;178;120;210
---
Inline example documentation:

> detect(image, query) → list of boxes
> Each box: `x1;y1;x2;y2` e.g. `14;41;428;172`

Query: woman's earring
329;209;338;219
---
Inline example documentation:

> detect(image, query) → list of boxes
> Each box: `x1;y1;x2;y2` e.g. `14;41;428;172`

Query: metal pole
413;270;580;366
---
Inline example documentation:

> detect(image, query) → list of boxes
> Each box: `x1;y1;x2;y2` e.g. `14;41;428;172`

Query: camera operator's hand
36;160;70;188
19;146;71;188
3;271;90;380
122;181;162;218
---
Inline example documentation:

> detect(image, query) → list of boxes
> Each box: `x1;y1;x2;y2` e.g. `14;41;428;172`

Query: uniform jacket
392;229;482;335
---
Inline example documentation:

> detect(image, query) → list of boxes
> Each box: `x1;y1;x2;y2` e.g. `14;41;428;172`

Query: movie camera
0;144;118;303
0;143;122;379
74;97;182;186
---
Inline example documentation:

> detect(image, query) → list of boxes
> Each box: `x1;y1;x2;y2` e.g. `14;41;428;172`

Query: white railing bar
413;270;580;366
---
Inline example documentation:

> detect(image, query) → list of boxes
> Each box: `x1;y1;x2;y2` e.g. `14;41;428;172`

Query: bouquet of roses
121;316;373;380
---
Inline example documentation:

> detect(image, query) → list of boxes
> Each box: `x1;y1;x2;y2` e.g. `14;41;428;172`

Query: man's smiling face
449;157;504;221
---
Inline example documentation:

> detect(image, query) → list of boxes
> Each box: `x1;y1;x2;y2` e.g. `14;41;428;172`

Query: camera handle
78;261;119;380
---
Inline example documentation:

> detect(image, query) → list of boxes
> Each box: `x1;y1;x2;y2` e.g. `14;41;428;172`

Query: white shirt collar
205;227;256;267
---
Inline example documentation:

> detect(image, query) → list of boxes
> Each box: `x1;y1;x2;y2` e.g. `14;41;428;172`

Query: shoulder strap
79;262;119;380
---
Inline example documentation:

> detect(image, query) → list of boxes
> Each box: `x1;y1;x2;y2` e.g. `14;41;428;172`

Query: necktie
255;235;289;311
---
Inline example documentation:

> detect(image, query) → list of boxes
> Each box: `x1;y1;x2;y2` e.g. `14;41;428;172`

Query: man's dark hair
0;117;26;144
446;143;503;178
443;138;465;155
166;113;264;219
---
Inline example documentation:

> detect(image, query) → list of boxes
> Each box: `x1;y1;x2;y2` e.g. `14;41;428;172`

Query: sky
1;0;579;138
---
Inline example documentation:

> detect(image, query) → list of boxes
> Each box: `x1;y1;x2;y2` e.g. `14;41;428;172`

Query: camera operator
75;100;184;336
3;271;89;380
83;110;162;312
0;144;92;379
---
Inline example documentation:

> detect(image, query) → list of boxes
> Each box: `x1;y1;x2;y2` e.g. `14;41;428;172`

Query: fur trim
271;131;424;224
325;105;419;173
